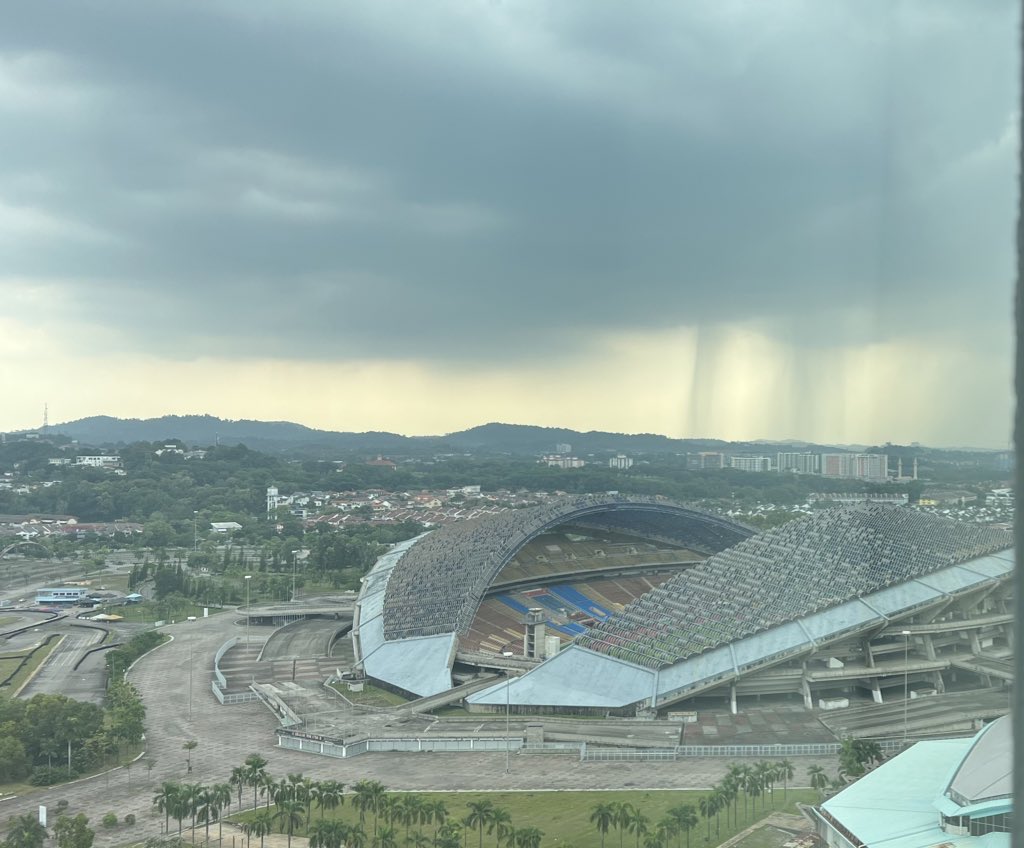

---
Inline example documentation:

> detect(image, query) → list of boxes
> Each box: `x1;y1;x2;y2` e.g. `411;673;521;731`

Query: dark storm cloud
0;0;1017;361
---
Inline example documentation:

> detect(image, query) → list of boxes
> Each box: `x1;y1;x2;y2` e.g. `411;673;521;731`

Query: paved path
0;613;838;847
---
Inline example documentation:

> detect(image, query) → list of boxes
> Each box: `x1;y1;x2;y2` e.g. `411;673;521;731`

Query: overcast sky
0;1;1018;447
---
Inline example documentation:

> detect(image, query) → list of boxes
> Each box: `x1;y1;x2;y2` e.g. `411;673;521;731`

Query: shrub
55;800;69;812
102;813;118;828
124;814;136;826
29;766;76;786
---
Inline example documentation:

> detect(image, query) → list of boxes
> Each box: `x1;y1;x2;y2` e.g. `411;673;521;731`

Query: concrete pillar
871;679;883;704
729;682;738;715
932;671;946;694
923;635;937;661
801;678;813;710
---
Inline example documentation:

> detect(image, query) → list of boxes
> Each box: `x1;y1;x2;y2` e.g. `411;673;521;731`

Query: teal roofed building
812;715;1011;847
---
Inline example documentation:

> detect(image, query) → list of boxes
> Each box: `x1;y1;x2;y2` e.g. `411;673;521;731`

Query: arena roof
379;494;754;641
575;505;1013;668
939;715;1012;813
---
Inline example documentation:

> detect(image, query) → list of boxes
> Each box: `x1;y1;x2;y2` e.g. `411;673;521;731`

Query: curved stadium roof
379;494;755;640
576;505;1013;668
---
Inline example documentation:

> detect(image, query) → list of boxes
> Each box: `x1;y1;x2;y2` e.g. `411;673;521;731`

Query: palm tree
309;819;348;848
183;783;204;844
808;765;830;799
211;782;233;845
183;740;198;774
489;807;513;848
466;799;495;848
196;786;217;844
627;807;649;848
591;802;616;848
427;800;448;843
730;764;752;823
776;759;796;801
378;825;399;848
614;803;633;848
243;753;269;810
317;780;345;820
666;805;697;848
259;772;276;809
513;827;543;848
755;761;776;808
698;794;715;841
273;799;305;848
410;833;432;848
397;795;422;845
230;766;248;808
154;781;181;834
656;817;678;848
347;825;369;848
352;780;375;831
245;811;274;848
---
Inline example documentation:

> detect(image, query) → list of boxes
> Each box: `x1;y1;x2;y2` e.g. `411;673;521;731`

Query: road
0;611;836;846
259;619;350;661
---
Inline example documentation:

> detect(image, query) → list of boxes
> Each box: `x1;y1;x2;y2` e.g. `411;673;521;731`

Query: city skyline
1;1;1018;448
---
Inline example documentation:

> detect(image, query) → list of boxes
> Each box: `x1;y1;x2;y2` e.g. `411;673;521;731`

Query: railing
210;637;259;705
277;730;525;759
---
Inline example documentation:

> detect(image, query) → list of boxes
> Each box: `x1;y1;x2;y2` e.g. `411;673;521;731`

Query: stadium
351;494;1014;722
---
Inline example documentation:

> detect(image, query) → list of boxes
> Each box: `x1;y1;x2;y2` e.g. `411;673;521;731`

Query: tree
5;813;48;848
316;780;345;820
808;765;830;798
377;825;398;848
47;811;87;848
154;782;183;836
309;820;347;848
626;807;649;848
243;753;269;810
838;738;884;779
244;811;274;848
489;807;513;848
614;803;632;848
230;766;248;807
698;795;715;841
513;827;543;848
466;799;495;848
591;803;616;848
775;759;796;801
273;799;305;848
182;740;197;775
666;805;697;848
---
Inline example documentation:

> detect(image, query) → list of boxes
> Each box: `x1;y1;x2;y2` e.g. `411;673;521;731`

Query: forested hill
44;415;422;454
38;415;828;457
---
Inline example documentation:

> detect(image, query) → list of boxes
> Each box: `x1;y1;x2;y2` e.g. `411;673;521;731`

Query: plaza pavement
0;612;839;846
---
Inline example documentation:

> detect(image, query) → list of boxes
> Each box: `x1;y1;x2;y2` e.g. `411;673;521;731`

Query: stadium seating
575;505;1012;668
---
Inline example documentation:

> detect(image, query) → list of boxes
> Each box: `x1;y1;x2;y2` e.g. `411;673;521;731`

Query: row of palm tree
590;801;698;848
588;759;803;848
152;781;234;845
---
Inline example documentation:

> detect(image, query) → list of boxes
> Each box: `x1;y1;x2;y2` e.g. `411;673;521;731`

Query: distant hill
48;414;420;454
37;415;876;457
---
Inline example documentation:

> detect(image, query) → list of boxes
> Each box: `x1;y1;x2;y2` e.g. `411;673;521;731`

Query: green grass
0;615;19;628
329;681;411;708
731;825;799;848
234;789;818;848
0;634;63;697
92;600;223;623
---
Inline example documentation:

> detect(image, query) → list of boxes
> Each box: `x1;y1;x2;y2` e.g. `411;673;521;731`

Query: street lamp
502;651;514;774
244;575;252;649
291;551;300;602
188;630;194;721
901;629;911;742
193;511;198;552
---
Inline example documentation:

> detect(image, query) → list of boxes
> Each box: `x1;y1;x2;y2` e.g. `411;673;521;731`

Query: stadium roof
380;494;754;641
937;715;1012;816
575;505;1013;668
821;717;1012;848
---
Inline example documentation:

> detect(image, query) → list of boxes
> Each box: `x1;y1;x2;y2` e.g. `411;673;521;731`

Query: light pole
502;652;514;774
244;575;252;649
902;629;911;742
291;551;298;602
193;511;198;552
188;630;194;721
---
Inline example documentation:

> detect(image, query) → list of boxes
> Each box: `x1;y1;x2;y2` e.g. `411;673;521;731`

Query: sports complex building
351;494;1014;717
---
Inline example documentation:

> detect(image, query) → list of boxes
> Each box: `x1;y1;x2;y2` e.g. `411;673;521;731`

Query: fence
277;731;525;759
582;740;908;761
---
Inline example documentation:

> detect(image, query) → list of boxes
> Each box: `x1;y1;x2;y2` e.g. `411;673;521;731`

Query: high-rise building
730;456;773;472
820;453;888;482
608;454;633;470
686;452;725;470
777;451;820;474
